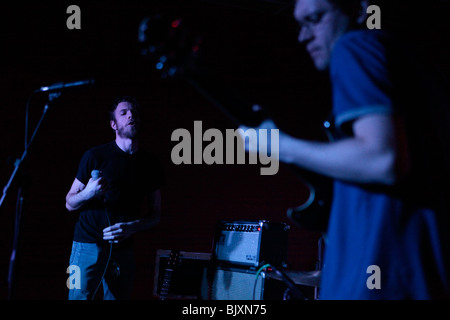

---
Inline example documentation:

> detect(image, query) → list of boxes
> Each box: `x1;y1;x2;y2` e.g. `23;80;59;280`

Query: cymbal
266;270;321;287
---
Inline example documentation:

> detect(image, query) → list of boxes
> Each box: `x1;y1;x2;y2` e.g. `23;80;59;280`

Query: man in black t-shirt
65;96;164;300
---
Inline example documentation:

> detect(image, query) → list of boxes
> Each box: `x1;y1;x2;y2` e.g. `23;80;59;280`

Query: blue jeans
68;241;135;300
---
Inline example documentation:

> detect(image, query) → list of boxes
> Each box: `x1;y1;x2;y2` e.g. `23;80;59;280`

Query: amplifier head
213;220;289;267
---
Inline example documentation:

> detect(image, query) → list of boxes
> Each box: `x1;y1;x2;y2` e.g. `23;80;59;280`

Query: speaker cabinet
201;266;314;300
201;266;264;300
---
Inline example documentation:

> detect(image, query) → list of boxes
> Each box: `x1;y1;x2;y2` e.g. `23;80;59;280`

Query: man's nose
298;26;313;43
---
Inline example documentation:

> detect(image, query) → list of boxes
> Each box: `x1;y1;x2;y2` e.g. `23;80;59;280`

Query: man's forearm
281;135;397;184
103;213;161;243
278;114;408;186
66;190;90;212
129;215;160;233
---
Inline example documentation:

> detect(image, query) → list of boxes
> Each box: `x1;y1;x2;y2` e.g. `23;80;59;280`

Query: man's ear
357;0;370;24
110;120;117;130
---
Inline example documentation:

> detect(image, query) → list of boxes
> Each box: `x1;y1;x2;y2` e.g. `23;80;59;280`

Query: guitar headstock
138;13;203;79
137;12;267;128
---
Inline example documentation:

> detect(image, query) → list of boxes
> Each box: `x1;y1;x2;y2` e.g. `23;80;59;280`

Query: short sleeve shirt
320;30;450;299
73;141;165;245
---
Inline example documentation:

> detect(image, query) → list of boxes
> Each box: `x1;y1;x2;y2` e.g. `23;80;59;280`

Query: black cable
269;265;306;300
91;202;113;300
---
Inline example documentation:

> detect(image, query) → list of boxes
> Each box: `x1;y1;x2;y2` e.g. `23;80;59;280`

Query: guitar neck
159;250;180;300
159;268;174;300
185;71;266;127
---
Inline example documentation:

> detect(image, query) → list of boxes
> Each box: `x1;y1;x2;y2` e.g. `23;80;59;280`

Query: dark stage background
1;0;449;299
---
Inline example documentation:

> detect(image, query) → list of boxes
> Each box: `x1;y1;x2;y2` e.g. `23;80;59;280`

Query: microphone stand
1;92;61;299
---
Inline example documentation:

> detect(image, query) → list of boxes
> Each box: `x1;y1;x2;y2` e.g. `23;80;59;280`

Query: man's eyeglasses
297;8;336;34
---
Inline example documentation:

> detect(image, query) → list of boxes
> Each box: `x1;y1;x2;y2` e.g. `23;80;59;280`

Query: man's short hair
327;0;364;14
109;96;141;122
327;0;376;28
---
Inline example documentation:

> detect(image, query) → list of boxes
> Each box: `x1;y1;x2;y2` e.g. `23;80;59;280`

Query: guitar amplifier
213;220;289;268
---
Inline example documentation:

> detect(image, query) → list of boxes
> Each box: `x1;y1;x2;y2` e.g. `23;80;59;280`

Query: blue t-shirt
319;30;450;299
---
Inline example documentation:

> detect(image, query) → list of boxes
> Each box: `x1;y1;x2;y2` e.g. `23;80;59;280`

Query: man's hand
84;176;108;200
65;176;109;212
239;118;279;151
238;116;291;168
103;222;136;243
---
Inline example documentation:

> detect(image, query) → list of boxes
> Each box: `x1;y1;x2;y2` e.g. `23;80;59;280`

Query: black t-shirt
72;141;165;245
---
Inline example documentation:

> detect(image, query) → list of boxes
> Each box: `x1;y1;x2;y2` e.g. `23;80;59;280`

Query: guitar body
286;169;332;233
286;120;335;233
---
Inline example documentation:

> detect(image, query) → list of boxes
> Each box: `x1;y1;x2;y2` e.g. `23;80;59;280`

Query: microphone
91;170;107;205
91;170;101;180
37;79;95;92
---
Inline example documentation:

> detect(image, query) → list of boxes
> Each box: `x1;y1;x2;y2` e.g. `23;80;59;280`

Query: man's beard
117;125;139;139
